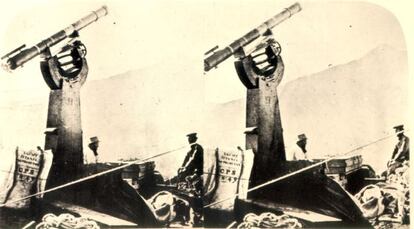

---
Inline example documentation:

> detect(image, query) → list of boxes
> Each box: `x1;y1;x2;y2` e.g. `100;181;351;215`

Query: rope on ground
203;130;408;208
0;145;186;208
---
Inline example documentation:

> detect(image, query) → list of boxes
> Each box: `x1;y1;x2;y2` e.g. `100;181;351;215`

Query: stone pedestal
235;41;286;185
40;44;88;188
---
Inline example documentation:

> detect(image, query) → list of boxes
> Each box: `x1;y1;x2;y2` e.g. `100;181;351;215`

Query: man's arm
398;137;409;161
391;145;399;160
181;145;203;176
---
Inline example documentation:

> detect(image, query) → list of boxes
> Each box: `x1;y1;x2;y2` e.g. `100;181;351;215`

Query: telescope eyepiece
1;61;12;73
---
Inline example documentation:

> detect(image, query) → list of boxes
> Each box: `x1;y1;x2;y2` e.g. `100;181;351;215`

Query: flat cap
393;125;404;131
186;132;197;138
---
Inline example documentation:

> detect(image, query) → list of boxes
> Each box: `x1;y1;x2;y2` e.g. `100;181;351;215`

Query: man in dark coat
177;133;204;226
178;133;204;180
390;125;409;163
387;125;410;175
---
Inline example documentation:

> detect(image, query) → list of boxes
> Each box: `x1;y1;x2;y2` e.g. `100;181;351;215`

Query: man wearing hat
287;134;310;161
389;125;409;166
88;136;100;163
177;133;204;226
178;133;204;182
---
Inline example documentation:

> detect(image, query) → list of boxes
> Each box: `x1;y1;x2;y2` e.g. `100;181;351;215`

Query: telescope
1;5;108;72
204;2;301;72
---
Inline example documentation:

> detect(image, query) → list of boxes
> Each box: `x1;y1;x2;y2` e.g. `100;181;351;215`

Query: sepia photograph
0;0;412;228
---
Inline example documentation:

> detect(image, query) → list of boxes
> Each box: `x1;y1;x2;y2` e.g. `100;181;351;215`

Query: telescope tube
204;2;301;72
4;5;108;71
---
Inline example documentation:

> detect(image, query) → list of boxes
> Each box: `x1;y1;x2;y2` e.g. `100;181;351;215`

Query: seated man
176;132;204;226
177;133;204;196
387;125;409;175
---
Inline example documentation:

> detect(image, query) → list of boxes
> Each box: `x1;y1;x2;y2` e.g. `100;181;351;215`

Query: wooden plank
52;201;138;227
244;199;342;223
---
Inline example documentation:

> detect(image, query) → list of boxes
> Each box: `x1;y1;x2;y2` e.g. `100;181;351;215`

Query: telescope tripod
40;39;88;189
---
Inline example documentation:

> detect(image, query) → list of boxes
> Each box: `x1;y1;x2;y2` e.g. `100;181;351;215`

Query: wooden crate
323;155;362;174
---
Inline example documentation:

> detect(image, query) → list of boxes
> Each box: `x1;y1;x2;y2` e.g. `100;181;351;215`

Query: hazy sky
0;0;411;102
0;0;412;173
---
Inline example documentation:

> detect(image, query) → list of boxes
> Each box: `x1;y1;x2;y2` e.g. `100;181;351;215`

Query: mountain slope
0;45;408;174
279;44;408;172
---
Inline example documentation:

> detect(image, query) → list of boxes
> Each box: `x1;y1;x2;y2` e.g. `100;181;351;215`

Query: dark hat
186;132;197;138
393;125;404;133
90;136;99;143
393;125;404;130
298;134;307;141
